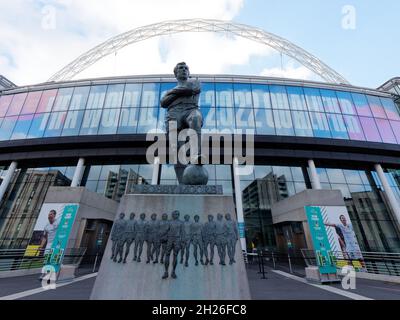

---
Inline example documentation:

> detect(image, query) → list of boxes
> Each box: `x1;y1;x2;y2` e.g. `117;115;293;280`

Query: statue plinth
90;191;251;300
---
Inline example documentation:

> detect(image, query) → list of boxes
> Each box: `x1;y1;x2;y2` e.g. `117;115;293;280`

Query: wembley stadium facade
0;20;399;259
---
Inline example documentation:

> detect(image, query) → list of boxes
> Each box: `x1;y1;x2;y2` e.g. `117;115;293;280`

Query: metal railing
0;247;87;272
244;249;306;277
301;249;400;277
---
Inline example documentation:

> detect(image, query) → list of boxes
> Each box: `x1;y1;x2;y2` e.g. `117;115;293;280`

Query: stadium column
233;157;247;252
71;158;85;187
374;164;400;226
151;157;160;185
0;161;18;200
308;159;321;190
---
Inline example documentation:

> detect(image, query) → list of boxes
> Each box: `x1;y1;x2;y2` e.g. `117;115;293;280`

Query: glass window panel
219;180;233;195
336;91;356;115
99;165;121;180
389;121;400;144
21;91;42;114
233;83;252;108
291;111;313;137
87;165;102;181
11;114;34;140
343;115;365;141
160;164;176;180
69;86;90;110
291;167;305;182
204;165;216;180
53;87;73;111
348;184;366;194
286;86;307;110
309;112;331;138
44;112;67;137
294;182;307;193
104;84;124;108
326;113;348;139
352;93;372;117
61;110;84;136
6;92;27;116
326;169;346;184
367;95;386;119
254;108;275;135
381;97;400;121
216;108;235;132
96;180;106;194
330;183;351;198
270;85;289;109
273;110;294;136
137;107;158;133
117;107;139;134
320;89;341;113
36;89;57;113
342;170;363;185
141;83;160;108
123;83;142;108
138;164;153;180
251;84;271;109
304;88;323;112
80;109;102;135
199;82;216;132
235;107;255;129
0;95;13;117
27;113;49;138
98;108;120;134
375;118;396;144
86;85;107;109
237;165;255;181
359;117;382;142
254;165;272;179
316;168;329;183
273;166;293;181
0;116;18;140
215;83;234;108
216;165;232;180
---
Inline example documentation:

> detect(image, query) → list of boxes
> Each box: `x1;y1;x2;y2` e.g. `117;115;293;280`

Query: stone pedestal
90;192;251;300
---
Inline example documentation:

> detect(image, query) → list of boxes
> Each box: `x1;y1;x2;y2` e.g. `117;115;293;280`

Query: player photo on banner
320;206;367;272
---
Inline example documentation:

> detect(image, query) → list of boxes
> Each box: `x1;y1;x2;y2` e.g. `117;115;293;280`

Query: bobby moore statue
160;62;203;183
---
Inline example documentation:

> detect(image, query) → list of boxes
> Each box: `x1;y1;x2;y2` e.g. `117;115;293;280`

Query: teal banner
43;204;79;273
305;206;337;274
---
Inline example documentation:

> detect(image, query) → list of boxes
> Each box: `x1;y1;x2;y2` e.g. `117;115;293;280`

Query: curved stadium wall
0;74;399;253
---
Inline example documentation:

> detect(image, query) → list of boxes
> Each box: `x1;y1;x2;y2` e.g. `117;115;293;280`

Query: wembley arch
48;18;349;84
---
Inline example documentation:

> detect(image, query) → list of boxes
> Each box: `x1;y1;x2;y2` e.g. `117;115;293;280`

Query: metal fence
301;249;400;276
0;247;87;272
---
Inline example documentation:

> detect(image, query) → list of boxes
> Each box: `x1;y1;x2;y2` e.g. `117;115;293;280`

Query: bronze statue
153;213;169;264
190;214;204;266
215;213;228;265
162;210;184;279
133;213;146;262
146;213;158;264
122;212;136;263
202;214;216;265
110;212;127;263
160;62;207;185
180;214;191;267
225;213;238;265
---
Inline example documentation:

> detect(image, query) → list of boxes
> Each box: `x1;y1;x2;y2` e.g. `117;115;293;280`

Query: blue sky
236;0;400;87
0;1;398;88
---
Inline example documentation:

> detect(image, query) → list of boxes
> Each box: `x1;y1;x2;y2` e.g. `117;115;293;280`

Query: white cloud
260;61;318;81
0;0;320;86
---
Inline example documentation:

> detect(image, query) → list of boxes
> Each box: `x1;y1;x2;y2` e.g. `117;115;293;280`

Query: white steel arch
48;19;349;84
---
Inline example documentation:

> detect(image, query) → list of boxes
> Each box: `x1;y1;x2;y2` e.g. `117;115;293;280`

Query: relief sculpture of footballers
110;212;127;263
180;214;191;267
122;212;136;263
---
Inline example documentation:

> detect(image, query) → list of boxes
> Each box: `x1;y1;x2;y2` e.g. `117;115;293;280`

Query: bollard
92;253;99;273
272;251;276;269
288;252;293;274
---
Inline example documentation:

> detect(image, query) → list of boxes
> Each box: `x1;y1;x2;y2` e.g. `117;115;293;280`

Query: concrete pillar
0;161;18;200
374;164;400;226
308;159;321;190
151;157;160;185
233;157;247;252
71;158;85;187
